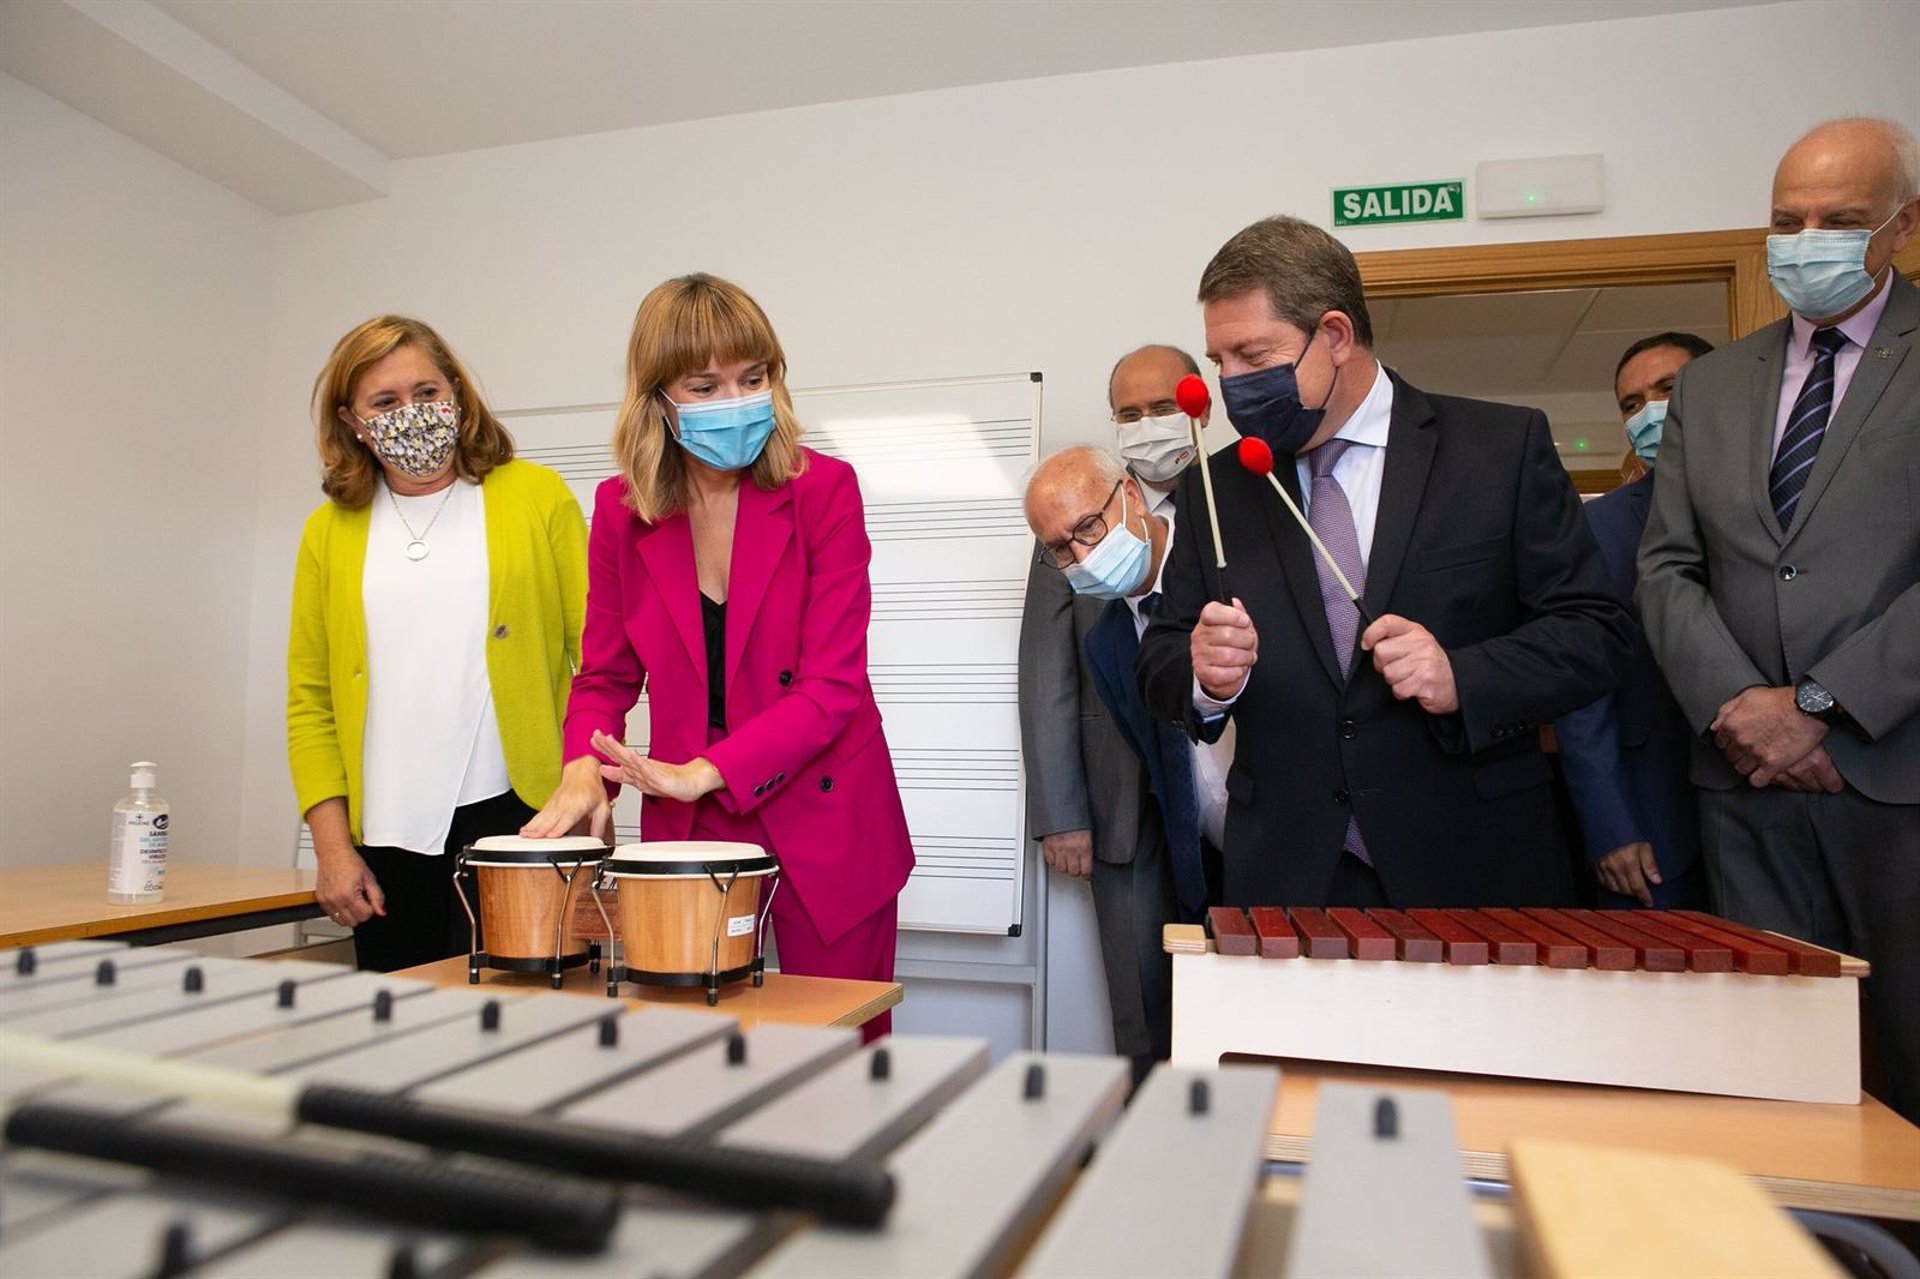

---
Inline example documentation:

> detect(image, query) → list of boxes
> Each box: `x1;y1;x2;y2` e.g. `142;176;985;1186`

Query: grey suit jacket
1016;549;1157;864
1638;272;1920;803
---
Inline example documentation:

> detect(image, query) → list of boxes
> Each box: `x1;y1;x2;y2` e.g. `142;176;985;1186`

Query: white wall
0;72;274;868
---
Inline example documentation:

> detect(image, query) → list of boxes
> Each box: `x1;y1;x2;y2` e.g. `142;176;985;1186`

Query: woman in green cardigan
288;315;587;971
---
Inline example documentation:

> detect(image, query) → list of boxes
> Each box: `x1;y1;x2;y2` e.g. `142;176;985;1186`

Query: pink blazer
563;449;914;944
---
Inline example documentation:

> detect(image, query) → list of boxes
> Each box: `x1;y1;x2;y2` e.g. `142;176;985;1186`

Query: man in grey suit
1017;345;1219;1078
1639;116;1920;1121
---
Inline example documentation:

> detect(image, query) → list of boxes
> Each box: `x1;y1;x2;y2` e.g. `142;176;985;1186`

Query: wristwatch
1794;678;1844;724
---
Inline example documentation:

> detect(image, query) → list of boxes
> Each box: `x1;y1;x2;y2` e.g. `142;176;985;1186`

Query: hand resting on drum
521;732;726;840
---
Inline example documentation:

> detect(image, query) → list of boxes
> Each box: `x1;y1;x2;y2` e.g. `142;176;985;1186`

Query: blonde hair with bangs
311;315;514;508
612;274;806;522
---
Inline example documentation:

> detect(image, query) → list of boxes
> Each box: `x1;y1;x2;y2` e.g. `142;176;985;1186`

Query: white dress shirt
1772;271;1895;452
361;479;511;854
1194;363;1395;714
1128;484;1235;850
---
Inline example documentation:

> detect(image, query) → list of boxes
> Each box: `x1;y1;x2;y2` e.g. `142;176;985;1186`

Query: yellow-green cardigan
287;460;588;843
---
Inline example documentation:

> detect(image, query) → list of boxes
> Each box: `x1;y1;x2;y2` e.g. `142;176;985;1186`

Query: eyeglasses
1111;400;1184;426
1038;480;1123;569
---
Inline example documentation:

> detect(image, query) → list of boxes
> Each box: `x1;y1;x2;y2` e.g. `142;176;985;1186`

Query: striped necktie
1769;327;1849;527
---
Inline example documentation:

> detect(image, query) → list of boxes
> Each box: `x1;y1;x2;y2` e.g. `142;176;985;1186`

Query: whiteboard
498;372;1041;935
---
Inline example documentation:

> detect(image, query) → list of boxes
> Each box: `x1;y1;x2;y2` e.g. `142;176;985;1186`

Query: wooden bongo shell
471;864;590;960
600;845;777;978
464;838;606;963
612;874;763;975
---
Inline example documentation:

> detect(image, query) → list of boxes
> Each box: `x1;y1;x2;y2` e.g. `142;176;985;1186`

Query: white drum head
602;841;777;879
466;835;607;867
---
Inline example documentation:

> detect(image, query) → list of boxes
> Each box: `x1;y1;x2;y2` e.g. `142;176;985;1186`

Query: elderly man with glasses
1018;369;1227;1079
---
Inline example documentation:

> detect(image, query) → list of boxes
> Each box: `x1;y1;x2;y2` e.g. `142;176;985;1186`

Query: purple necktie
1305;439;1371;866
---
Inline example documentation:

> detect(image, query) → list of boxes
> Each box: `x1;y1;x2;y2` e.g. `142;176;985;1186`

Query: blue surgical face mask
667;389;776;472
1062;485;1152;600
1623;399;1667;464
1767;207;1901;320
1219;329;1338;455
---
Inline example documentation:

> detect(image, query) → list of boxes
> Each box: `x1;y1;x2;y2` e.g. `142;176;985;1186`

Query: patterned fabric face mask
360;400;459;477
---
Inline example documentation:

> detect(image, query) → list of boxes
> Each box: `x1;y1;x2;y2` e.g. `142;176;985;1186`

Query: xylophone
1165;907;1867;1104
0;940;1280;1278
0;942;1851;1277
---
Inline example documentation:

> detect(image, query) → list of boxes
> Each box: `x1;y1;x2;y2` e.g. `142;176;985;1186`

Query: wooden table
0;862;321;948
1257;1058;1920;1221
396;955;902;1032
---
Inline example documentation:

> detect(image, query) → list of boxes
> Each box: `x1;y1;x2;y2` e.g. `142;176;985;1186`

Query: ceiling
3;0;1780;211
145;0;1771;158
1374;282;1729;465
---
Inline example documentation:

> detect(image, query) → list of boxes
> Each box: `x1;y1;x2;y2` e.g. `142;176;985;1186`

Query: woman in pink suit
525;274;912;1032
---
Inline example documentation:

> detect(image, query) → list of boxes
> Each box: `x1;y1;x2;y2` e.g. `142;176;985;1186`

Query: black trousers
352;790;537;973
1325;851;1392;909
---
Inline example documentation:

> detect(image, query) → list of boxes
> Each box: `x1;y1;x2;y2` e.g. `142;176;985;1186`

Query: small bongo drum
591;841;779;1004
454;835;607;988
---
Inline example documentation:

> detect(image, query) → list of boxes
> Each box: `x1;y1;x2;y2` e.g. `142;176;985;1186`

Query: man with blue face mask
1019;442;1220;1083
1554;332;1713;910
1639;116;1920;1123
1137;214;1633;915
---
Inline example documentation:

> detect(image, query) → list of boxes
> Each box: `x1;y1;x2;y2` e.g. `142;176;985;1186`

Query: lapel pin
1877;347;1894;359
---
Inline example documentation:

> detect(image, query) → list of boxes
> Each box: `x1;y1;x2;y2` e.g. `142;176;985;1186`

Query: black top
701;592;726;730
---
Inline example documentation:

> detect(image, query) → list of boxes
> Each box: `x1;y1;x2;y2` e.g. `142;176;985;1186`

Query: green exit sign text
1333;181;1465;228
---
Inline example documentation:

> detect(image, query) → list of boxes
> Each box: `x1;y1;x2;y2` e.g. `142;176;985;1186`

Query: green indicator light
1575;437;1589;451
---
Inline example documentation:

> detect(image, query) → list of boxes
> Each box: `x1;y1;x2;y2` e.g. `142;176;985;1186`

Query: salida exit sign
1333;180;1465;227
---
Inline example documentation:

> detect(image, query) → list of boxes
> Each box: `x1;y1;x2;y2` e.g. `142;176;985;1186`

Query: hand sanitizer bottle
108;761;170;904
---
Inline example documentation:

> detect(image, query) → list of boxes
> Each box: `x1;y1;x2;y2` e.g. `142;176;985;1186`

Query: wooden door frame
1351;229;1920;492
1354;227;1920;338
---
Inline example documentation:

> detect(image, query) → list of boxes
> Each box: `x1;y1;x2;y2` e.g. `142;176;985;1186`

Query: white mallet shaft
1258;471;1364;605
1190;417;1228;573
0;1027;297;1118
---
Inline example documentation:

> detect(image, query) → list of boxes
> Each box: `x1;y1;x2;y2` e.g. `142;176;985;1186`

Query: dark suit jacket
1639;273;1920;802
1552;475;1702;906
1136;370;1633;909
1016;551;1157;865
1084;601;1163;796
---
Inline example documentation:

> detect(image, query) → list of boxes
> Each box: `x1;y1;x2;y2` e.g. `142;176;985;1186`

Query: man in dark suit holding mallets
1137;215;1633;910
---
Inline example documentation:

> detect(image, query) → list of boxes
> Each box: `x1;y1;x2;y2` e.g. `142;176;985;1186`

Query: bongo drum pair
458;837;777;1003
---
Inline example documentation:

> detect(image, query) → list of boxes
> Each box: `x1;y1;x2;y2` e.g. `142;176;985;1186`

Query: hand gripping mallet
1174;373;1231;603
1236;436;1378;629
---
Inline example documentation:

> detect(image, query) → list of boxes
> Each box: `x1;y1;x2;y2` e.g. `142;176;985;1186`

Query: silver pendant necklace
386;482;456;561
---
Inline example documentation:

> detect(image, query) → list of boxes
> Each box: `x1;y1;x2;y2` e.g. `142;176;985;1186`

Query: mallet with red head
1174;373;1231;603
1237;436;1377;627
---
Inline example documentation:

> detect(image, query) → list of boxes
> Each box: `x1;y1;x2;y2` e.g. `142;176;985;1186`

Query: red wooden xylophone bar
1201;907;1838;976
1169;908;1866;1104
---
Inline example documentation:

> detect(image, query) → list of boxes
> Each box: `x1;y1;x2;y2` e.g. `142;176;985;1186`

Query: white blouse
360;478;511;854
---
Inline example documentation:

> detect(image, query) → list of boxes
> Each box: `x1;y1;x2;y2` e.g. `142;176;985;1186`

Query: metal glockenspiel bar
0;945;1285;1278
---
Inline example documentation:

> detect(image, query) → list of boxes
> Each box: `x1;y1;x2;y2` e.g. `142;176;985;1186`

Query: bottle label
109;812;169;894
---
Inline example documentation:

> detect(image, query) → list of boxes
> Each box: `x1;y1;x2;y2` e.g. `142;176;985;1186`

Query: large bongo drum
592;842;779;1005
454;835;607;988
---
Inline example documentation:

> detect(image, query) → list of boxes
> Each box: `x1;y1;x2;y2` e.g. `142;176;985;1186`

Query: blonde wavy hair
311;315;515;508
612;274;806;522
